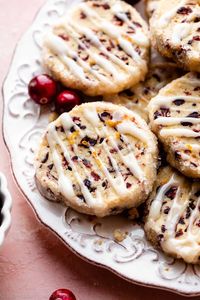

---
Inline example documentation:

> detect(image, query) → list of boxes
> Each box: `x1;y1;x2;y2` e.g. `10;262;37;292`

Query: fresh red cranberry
49;289;76;300
55;90;80;114
28;74;57;105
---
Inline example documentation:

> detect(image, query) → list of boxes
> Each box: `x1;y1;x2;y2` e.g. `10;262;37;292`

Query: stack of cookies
35;0;200;264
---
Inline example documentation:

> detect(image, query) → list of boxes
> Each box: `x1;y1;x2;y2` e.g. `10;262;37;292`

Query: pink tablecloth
0;1;197;299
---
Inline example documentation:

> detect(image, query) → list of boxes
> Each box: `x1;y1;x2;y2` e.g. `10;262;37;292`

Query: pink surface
0;1;198;299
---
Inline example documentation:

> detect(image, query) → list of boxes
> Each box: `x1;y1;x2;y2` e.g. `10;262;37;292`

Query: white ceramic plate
0;173;12;247
3;0;200;296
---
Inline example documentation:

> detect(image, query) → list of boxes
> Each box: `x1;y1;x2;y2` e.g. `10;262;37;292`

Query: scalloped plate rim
2;0;200;297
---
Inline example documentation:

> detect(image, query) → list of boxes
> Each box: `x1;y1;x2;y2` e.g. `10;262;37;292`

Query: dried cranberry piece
181;122;193;126
154;107;170;119
98;111;112;123
59;34;69;41
84;179;91;188
193;36;200;41
161;225;166;233
82;159;92;168
102;3;110;9
173;99;185;106
195;190;200;197
79;136;98;148
41;152;49;164
175;229;184;238
114;15;124;26
163;206;170;214
185;207;191;219
72;156;78;162
187;111;200;118
91;171;101;181
177;6;192;15
126;182;132;189
102;180;108;188
179;217;185;225
165;186;178;199
80;11;86;19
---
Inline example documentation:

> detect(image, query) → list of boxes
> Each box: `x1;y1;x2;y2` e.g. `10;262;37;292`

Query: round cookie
144;166;200;264
148;72;200;178
150;0;200;72
35;102;158;217
104;63;182;122
43;0;150;96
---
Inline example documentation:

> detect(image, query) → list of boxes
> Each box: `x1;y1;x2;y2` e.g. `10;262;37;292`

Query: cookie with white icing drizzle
148;72;200;178
150;0;200;72
144;166;200;264
35;102;158;217
103;63;182;122
43;0;150;96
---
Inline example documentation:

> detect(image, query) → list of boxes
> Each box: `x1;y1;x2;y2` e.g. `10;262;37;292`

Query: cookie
104;63;182;122
150;0;200;72
43;0;150;96
148;72;200;178
35;102;158;217
144;166;200;264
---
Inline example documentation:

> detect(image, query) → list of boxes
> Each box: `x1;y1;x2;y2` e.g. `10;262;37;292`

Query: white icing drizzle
149;175;177;220
154;117;200;126
83;106;100;127
47;123;76;200
150;95;200;107
172;23;191;45
177;143;200;152
160;128;200;138
165;188;184;237
117;121;151;146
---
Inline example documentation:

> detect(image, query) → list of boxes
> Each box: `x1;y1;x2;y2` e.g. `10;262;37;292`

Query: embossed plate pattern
0;173;12;247
2;0;200;296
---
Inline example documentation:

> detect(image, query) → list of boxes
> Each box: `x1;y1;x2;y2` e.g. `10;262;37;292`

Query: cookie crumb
113;229;127;242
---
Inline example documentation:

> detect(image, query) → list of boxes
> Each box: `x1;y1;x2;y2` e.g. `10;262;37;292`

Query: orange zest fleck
68;131;79;145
